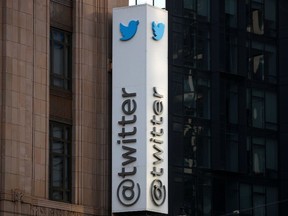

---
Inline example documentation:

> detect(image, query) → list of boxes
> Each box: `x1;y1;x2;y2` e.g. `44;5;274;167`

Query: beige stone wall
0;0;128;215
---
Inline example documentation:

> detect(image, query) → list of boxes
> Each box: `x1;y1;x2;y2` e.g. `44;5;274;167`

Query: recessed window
247;136;278;177
247;89;277;130
50;28;72;90
49;121;72;202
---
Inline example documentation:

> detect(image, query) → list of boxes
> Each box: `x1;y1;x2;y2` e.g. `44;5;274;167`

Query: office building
166;0;288;215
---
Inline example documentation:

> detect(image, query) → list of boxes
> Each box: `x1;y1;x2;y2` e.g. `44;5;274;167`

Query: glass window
172;72;184;115
228;85;238;124
266;139;278;172
225;182;239;213
248;89;277;130
183;24;196;67
184;0;196;10
249;42;264;81
252;137;265;174
264;0;276;35
197;128;211;168
252;90;264;128
266;187;278;216
183;123;211;169
265;45;276;83
50;28;72;90
265;92;277;129
249;137;278;176
184;73;210;119
225;0;237;27
240;184;252;215
184;73;196;116
226;36;238;74
248;42;277;83
247;1;264;35
172;32;183;65
202;179;212;216
197;77;210;118
240;184;278;216
253;186;266;216
226;133;238;172
253;140;265;175
197;0;210;22
197;29;210;70
49;122;72;202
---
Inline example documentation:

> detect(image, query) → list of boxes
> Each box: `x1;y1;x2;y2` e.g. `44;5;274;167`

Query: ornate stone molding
11;189;24;203
30;205;95;216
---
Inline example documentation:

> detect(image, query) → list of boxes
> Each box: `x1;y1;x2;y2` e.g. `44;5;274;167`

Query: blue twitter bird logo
152;21;165;41
120;20;139;41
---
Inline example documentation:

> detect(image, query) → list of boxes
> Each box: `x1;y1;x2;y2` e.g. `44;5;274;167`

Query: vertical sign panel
112;4;168;214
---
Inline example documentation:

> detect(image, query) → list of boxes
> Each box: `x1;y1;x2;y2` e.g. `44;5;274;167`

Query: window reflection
240;184;278;216
247;89;277;130
248;42;276;83
247;136;278;177
225;0;237;27
253;138;265;175
247;1;264;35
50;28;72;90
183;71;210;119
49;122;72;202
184;119;211;169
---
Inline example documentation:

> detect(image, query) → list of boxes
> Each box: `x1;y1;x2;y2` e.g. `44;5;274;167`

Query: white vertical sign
112;4;168;214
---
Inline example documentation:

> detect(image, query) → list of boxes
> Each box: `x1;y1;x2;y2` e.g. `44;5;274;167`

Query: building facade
167;0;288;215
1;0;288;216
0;0;127;215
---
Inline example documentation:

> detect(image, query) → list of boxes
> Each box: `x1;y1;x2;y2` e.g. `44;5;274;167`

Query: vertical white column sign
112;4;168;214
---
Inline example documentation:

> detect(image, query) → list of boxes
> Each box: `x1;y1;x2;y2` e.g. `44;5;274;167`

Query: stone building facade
0;0;127;215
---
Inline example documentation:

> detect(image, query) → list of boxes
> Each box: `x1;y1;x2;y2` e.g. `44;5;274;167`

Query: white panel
112;4;168;214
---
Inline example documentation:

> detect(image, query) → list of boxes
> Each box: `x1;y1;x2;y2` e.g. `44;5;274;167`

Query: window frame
49;121;72;202
50;28;72;91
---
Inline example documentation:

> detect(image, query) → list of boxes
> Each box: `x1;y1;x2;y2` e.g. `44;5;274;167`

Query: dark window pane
266;187;278;216
49;122;71;202
252;97;264;128
254;193;265;216
225;182;239;212
266;139;278;171
265;92;277;129
197;128;211;168
203;184;212;216
240;184;252;213
265;0;276;30
197;0;210;22
50;28;71;90
253;145;265;174
184;0;196;10
250;7;264;35
252;90;264;128
226;133;238;172
265;45;276;83
52;31;64;42
229;85;238;124
52;157;63;187
225;0;237;27
52;191;63;201
52;141;64;154
52;126;62;138
53;78;65;88
53;43;64;76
